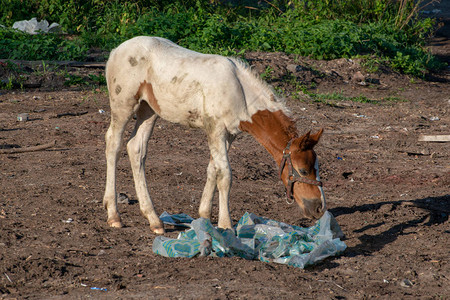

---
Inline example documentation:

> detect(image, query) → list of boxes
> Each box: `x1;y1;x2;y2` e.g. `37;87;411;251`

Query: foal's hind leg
103;104;134;228
126;101;164;234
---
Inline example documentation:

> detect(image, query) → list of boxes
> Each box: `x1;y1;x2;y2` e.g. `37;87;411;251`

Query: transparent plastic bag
153;211;346;268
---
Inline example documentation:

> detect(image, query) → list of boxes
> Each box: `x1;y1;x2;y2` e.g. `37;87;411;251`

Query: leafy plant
64;74;86;86
88;74;106;85
0;0;445;76
260;66;274;81
0;27;87;60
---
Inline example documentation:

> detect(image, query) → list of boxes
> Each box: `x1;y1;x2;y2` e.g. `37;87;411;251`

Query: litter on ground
12;18;61;34
153;211;346;268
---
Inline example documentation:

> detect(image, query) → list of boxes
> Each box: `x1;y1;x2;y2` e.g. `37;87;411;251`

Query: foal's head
280;129;325;220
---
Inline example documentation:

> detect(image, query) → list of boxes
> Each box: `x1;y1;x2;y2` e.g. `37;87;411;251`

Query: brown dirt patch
0;30;449;299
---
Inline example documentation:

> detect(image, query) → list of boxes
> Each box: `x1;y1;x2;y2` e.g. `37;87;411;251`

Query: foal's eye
299;169;309;176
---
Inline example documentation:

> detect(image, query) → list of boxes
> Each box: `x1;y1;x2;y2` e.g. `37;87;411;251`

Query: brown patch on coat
115;85;122;95
128;57;138;67
170;73;188;85
134;80;161;115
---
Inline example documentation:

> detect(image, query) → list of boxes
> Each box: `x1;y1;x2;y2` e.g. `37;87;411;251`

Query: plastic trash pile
12;18;61;34
153;211;346;268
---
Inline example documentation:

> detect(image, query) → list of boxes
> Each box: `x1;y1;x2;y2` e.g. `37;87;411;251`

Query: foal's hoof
109;221;123;228
107;217;123;228
151;226;165;235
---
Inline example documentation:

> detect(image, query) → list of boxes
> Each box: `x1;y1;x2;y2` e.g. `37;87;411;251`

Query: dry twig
0;140;56;154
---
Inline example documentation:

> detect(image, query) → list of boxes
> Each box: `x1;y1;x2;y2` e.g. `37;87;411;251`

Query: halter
279;139;323;205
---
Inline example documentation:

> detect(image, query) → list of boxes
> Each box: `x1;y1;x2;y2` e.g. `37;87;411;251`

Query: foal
103;36;325;234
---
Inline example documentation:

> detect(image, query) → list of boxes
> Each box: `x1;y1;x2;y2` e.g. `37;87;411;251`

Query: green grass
306;90;407;105
0;27;87;61
0;0;446;77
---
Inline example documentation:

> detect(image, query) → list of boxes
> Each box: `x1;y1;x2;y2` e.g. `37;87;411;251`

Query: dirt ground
1;13;449;300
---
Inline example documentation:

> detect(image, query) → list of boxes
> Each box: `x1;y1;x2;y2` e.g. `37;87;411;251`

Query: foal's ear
309;128;324;144
299;128;323;150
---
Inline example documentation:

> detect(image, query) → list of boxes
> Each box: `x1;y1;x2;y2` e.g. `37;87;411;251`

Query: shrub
0;0;444;76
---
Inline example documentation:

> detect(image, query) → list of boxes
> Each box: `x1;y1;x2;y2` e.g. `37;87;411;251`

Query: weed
260;66;274;81
64;74;86;86
306;91;407;105
0;1;445;76
33;61;54;77
88;74;106;85
383;96;406;102
305;90;378;105
1;77;14;90
0;27;87;61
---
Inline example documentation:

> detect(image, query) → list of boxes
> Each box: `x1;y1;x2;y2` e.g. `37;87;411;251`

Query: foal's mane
228;57;287;105
229;57;298;141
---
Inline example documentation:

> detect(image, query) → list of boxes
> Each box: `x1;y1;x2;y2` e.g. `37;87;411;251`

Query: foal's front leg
205;131;233;229
198;158;216;220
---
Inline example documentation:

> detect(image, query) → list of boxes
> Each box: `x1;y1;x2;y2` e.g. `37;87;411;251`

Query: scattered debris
351;71;365;83
55;111;88;118
286;64;305;73
90;287;107;291
12;18;61;34
117;193;130;204
159;211;194;228
0;140;56;154
419;135;450;142
353;113;368;118
4;273;13;283
17;113;29;121
365;77;380;84
400;279;414;288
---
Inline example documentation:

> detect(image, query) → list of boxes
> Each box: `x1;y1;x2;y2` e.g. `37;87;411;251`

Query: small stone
352;71;365;82
400;278;413;288
117;193;130;204
366;77;380;84
286;64;304;73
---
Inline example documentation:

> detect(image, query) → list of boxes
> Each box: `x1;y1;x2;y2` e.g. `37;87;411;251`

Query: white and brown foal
103;36;325;234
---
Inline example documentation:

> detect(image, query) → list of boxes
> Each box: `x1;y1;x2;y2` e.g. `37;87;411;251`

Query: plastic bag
153;211;346;268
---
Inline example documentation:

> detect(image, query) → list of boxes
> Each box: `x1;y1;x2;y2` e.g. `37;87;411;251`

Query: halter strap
279;139;323;204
